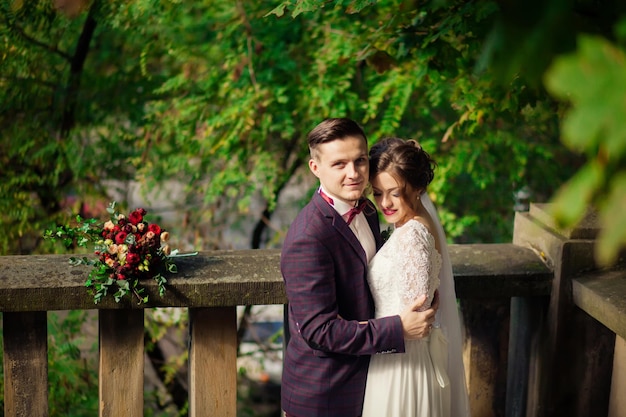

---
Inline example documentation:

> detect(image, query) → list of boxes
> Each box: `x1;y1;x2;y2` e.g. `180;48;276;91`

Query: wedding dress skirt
362;219;449;417
362;336;449;416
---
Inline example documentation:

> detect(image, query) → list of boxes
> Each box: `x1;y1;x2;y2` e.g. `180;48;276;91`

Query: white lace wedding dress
362;218;446;417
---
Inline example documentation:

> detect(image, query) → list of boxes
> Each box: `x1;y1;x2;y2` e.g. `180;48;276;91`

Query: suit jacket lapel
363;199;383;250
313;193;374;267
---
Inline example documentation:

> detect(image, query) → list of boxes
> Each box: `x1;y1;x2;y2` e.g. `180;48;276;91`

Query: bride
362;138;471;417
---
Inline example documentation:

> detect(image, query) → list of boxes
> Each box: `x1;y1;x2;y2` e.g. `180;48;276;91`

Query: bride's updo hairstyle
369;137;436;200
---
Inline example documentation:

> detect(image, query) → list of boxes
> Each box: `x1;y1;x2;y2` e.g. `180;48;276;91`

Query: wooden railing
1;205;624;417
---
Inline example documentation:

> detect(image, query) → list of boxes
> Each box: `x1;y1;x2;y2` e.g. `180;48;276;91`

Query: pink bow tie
319;190;367;225
345;200;368;225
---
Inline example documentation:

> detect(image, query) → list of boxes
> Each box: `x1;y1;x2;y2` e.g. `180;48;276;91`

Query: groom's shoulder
286;200;335;237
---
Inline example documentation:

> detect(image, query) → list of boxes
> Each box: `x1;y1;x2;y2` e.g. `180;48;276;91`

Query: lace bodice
367;219;441;318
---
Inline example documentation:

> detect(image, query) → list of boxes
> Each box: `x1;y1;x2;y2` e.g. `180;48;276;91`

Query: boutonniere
381;226;394;243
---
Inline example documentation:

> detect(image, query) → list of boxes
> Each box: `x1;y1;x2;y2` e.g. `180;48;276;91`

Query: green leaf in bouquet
116;280;130;291
106;201;117;215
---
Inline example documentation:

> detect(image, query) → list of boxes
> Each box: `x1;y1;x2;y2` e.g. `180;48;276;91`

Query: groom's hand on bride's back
400;291;438;340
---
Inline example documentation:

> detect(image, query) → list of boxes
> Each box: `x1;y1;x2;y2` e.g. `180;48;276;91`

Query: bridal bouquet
45;201;185;304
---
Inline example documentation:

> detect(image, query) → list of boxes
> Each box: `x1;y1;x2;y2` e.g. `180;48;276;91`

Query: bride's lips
382;209;396;216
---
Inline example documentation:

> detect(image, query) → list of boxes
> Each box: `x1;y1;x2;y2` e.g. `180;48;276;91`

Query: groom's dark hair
307;118;367;160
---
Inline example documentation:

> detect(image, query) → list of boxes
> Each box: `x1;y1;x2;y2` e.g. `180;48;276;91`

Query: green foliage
0;0;583;254
0;316;3;416
545;34;626;264
274;0;626;256
47;311;99;417
0;1;623;255
143;308;189;416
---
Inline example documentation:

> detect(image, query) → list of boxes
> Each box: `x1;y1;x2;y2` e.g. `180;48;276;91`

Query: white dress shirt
319;187;377;263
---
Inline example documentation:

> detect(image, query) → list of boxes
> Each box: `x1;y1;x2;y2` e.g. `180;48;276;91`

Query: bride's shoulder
394;218;428;241
406;216;431;234
405;216;440;252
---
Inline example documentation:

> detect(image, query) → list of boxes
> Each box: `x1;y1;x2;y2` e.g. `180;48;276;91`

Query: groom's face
308;135;369;206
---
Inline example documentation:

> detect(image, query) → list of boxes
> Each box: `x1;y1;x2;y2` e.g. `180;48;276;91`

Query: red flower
148;224;161;235
126;252;140;266
115;231;128;244
128;208;146;225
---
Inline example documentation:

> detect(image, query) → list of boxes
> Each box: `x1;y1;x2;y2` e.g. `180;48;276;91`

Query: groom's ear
309;158;320;178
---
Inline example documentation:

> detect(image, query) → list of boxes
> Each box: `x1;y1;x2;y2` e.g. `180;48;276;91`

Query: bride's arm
396;225;434;311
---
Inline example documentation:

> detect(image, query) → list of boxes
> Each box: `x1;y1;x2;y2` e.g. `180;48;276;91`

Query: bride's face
371;171;417;227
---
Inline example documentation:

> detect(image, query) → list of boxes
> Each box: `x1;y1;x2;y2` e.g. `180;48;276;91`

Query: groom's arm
281;229;405;356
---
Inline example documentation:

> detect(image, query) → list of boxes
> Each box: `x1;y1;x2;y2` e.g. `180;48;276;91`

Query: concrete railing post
512;203;614;417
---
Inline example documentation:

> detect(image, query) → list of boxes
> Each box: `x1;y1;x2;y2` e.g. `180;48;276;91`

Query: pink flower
103;220;115;231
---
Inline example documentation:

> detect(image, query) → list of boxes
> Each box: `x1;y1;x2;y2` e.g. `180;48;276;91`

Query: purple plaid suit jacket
280;192;406;417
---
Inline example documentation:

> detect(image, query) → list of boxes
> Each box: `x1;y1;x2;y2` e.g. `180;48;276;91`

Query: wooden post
188;307;237;417
3;311;48;417
513;204;613;417
460;298;510;417
609;336;626;417
506;296;548;417
98;309;144;417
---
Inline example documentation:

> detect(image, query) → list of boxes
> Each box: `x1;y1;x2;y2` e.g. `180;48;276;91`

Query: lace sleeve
393;221;440;312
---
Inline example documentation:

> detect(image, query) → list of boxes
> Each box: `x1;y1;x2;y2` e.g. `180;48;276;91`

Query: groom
280;118;437;417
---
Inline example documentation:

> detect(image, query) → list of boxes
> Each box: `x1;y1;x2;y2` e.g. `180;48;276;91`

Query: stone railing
1;205;624;417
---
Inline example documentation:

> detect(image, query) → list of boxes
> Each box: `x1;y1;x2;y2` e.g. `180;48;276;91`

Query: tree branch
59;0;98;138
0;76;58;90
0;15;72;61
235;0;258;88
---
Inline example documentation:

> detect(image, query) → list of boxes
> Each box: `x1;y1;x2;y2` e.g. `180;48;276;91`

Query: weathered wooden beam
609;336;626;417
514;204;614;417
98;309;144;417
188;307;237;417
461;298;510;417
0;250;285;311
3;311;48;417
572;268;626;340
451;243;552;297
0;245;552;312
